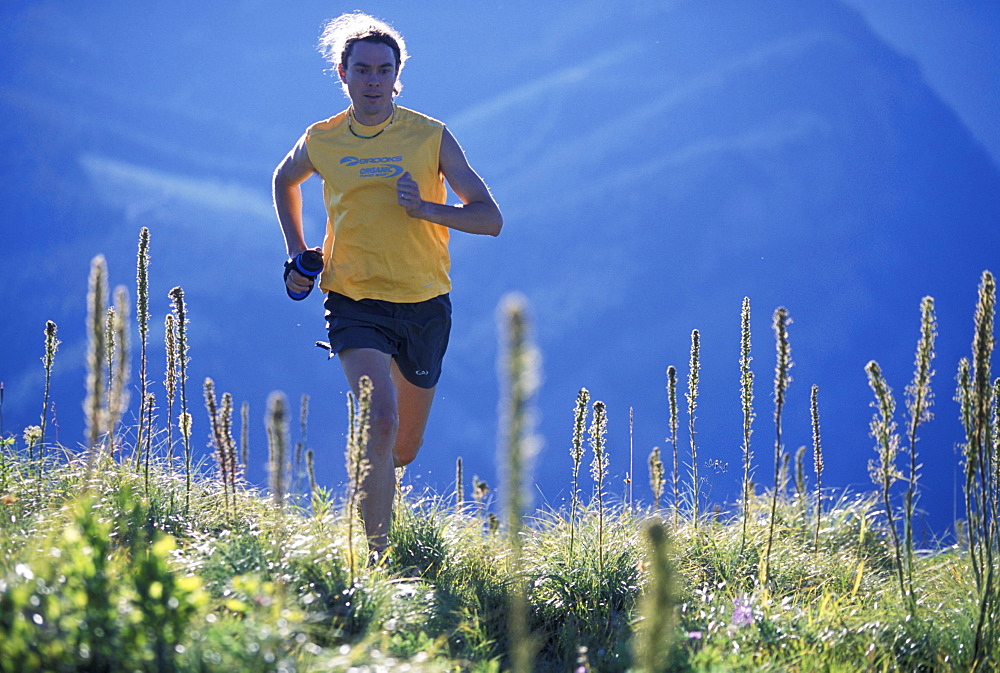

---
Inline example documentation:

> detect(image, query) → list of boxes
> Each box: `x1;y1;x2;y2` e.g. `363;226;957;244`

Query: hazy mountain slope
1;1;996;536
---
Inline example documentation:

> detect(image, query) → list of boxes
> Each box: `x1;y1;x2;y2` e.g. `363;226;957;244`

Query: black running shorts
324;292;452;389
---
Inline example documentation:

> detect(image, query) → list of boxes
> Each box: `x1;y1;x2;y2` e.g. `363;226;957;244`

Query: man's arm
397;127;503;236
273;134;318;258
273;135;322;295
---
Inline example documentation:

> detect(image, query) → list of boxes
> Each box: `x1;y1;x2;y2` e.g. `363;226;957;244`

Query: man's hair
318;12;408;96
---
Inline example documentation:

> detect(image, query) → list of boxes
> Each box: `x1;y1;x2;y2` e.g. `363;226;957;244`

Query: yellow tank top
304;105;449;303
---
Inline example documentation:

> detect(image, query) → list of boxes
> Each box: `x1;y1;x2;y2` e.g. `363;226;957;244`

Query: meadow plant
687;330;701;525
105;306;117;449
455;456;464;508
168;286;192;511
627;406;635;508
142;391;155;494
8;233;1000;671
956;270;998;668
294;394;309;497
472;475;489;507
136;227;151;466
631;521;677;673
903;296;936;600
84;255;108;451
589;399;609;572
497;292;541;673
649;444;664;510
810;384;824;552
107;286;130;454
345;377;373;581
865;360;908;608
762;306;791;587
39;320;59;457
204;377;238;518
164;313;177;462
570;387;590;559
240;400;250;469
666;365;679;525
266;391;290;512
739;297;755;553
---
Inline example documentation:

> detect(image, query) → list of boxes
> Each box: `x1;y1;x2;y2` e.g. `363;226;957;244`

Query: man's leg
390;359;436;467
338;348;398;553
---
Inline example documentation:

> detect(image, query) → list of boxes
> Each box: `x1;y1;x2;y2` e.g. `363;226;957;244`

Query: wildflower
688;631;703;639
733;596;755;627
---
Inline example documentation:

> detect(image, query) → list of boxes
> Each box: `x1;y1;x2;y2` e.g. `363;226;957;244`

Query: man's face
339;40;398;124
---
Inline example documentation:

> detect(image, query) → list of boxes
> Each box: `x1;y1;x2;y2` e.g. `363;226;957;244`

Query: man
272;12;502;556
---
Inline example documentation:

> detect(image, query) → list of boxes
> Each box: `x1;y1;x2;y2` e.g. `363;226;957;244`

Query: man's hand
396;172;424;218
284;247;324;300
285;267;314;295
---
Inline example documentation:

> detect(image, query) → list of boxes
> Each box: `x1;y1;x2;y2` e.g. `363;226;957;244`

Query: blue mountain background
2;1;998;539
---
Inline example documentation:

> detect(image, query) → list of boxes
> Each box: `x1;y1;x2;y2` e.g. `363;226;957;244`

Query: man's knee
366;408;399;456
393;433;423;467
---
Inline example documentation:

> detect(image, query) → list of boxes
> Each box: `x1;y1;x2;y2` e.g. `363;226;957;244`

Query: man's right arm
273;133;317;259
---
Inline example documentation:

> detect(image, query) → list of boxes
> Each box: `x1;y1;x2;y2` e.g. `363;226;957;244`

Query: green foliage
0;489;207;673
3;234;997;671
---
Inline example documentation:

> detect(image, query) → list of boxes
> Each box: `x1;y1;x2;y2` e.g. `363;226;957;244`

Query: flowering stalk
84;256;109;452
39;320;60;464
136;227;151;470
811;385;824;553
169;287;192;512
866;360;907;608
667;366;679;527
687;330;701;526
570;387;590;560
740;297;755;552
762;307;792;587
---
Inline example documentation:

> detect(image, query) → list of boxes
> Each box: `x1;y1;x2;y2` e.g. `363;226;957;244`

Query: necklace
347;104;395;139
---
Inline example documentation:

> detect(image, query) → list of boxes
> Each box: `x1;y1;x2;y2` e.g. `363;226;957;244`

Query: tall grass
1;230;997;672
865;360;908;609
686;330;701;526
666;365;680;526
84;255;108;451
344;377;373;580
38;321;59;466
168;286;192;512
136;227;152;470
904;296;936;602
957;270;998;670
810;384;824;553
589;399;609;572
569;387;589;560
498;292;541;673
266;390;289;511
739;297;755;552
648;444;664;511
762;306;792;587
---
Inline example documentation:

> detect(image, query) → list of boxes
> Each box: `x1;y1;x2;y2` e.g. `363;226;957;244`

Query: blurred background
2;0;998;540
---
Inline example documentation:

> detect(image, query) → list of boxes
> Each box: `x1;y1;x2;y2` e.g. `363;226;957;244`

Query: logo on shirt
340;155;404;178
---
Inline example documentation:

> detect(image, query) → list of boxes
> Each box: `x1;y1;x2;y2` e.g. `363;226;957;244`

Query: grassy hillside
0;232;997;671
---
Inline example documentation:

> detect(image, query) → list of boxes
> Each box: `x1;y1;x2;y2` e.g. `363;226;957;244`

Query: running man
272;13;502;556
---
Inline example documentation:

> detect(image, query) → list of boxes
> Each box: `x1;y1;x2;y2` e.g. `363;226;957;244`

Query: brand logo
340;155;403;178
415;370;429;376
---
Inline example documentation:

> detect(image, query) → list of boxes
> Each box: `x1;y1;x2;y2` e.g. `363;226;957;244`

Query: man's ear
337;64;347;83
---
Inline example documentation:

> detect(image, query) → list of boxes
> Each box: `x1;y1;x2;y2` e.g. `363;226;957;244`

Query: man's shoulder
395;105;445;130
306;110;350;136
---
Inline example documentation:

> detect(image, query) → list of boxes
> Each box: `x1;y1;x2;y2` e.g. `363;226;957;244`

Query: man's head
319;12;408;97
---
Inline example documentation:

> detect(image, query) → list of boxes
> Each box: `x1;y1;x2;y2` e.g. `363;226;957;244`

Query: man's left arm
396;128;503;236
